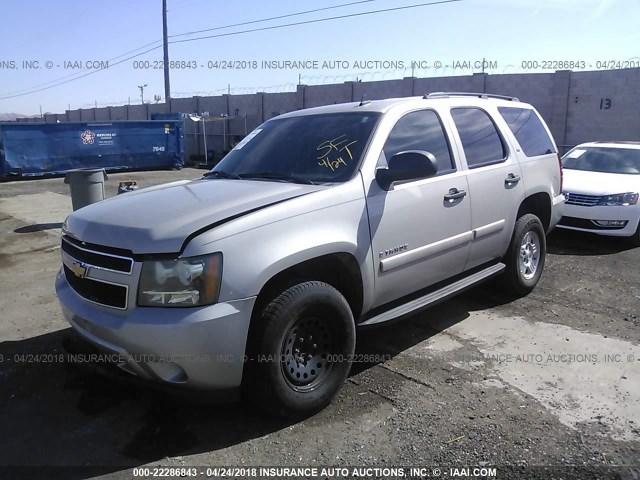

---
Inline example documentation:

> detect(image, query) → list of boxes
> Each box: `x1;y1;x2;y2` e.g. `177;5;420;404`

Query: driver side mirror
375;150;438;190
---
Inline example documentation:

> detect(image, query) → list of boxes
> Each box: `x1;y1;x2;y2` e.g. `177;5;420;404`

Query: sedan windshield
562;146;640;175
211;112;380;184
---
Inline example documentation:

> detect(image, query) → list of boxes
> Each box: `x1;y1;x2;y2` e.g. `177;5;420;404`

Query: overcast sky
0;0;638;115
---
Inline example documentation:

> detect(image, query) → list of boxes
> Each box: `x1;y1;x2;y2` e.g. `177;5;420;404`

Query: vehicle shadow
0;329;290;476
351;280;518;374
547;228;635;256
0;286;504;478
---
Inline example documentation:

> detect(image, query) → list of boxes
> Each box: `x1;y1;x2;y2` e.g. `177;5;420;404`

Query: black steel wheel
281;315;334;391
243;281;355;418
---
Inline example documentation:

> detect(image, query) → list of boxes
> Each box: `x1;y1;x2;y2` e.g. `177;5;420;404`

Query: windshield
562;146;640;175
211;112;380;183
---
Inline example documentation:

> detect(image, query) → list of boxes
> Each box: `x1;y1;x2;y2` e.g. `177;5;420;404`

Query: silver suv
56;92;564;417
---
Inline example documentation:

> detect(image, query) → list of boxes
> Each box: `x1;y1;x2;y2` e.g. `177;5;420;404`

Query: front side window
563;146;640;174
498;106;556;157
451;108;506;168
213;112;380;183
383;109;455;175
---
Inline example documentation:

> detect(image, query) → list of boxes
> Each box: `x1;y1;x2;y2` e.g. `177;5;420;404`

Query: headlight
597;192;639;206
138;253;222;307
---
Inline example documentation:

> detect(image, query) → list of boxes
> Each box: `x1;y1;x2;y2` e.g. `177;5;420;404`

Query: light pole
202;116;208;163
138;84;148;104
220;113;228;151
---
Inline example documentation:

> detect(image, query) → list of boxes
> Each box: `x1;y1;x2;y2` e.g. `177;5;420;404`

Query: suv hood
63;179;325;254
563;169;640;196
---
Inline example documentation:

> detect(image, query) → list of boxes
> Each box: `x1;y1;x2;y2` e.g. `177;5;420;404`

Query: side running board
360;262;506;327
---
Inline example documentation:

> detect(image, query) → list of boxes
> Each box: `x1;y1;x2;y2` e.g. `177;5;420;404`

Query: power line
168;0;376;38
0;40;163;97
1;1;375;97
0;0;462;101
0;45;162;100
170;0;462;45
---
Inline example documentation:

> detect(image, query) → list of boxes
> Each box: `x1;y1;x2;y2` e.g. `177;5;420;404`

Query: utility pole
162;0;171;104
138;84;148;104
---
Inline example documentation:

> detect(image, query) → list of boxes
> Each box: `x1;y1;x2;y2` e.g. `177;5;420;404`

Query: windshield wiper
202;170;241;180
239;172;316;185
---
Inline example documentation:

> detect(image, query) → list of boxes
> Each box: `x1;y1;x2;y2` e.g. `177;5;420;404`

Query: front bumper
56;268;256;390
556;203;640;237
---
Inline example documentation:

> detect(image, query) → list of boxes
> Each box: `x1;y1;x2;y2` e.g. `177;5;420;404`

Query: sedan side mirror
375;150;438;190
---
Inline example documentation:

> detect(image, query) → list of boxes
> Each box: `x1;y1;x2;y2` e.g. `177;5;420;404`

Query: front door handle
444;188;467;202
505;173;521;186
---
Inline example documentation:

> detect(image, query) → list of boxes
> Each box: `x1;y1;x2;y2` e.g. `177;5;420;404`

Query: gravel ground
0;169;638;480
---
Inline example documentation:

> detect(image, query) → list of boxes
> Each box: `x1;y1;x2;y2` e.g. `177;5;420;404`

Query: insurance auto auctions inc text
202;59;497;70
178;466;498;478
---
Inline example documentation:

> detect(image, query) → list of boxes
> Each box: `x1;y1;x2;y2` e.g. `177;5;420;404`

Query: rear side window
383;110;455;175
498;106;556;157
451;108;506;168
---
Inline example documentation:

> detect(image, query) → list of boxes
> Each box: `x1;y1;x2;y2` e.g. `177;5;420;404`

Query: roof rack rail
424;92;520;102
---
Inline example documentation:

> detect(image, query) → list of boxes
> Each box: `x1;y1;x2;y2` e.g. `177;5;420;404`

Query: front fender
183;180;376;312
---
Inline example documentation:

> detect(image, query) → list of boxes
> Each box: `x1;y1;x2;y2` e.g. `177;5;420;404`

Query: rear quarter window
498;106;557;157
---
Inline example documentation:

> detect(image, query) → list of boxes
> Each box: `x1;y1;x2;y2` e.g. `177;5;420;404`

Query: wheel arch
242;251;363;386
251;252;364;322
517;192;552;232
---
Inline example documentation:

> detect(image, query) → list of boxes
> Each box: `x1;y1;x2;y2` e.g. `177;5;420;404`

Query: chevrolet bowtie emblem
69;261;88;279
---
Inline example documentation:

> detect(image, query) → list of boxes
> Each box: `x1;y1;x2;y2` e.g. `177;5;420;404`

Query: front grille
61;236;133;274
558;216;626;230
63;265;128;309
564;192;602;207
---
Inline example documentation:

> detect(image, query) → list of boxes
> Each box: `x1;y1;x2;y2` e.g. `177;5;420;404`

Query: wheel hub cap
282;318;333;389
519;231;540;280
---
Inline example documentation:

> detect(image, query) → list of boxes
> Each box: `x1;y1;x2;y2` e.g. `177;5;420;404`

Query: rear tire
244;281;355;418
501;214;546;296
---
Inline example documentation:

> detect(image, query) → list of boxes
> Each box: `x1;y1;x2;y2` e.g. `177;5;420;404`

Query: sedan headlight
597;192;639;206
138;253;222;307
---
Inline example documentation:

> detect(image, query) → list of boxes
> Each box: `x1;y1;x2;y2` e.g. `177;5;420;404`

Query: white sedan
558;141;640;244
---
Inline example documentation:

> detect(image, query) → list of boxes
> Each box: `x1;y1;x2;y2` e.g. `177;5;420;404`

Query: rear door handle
444;188;467;202
505;173;521;186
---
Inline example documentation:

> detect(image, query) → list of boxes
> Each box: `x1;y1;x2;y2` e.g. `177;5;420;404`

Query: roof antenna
359;94;371;106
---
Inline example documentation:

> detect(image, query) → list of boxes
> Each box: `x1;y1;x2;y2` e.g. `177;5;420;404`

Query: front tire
501;214;546;296
244;281;355;418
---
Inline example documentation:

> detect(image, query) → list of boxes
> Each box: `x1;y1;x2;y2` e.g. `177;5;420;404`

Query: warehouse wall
16;68;640;160
263;91;301;119
565;68;640;146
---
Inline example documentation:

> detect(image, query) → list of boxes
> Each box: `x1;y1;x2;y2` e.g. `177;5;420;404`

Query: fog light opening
591;220;628;227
